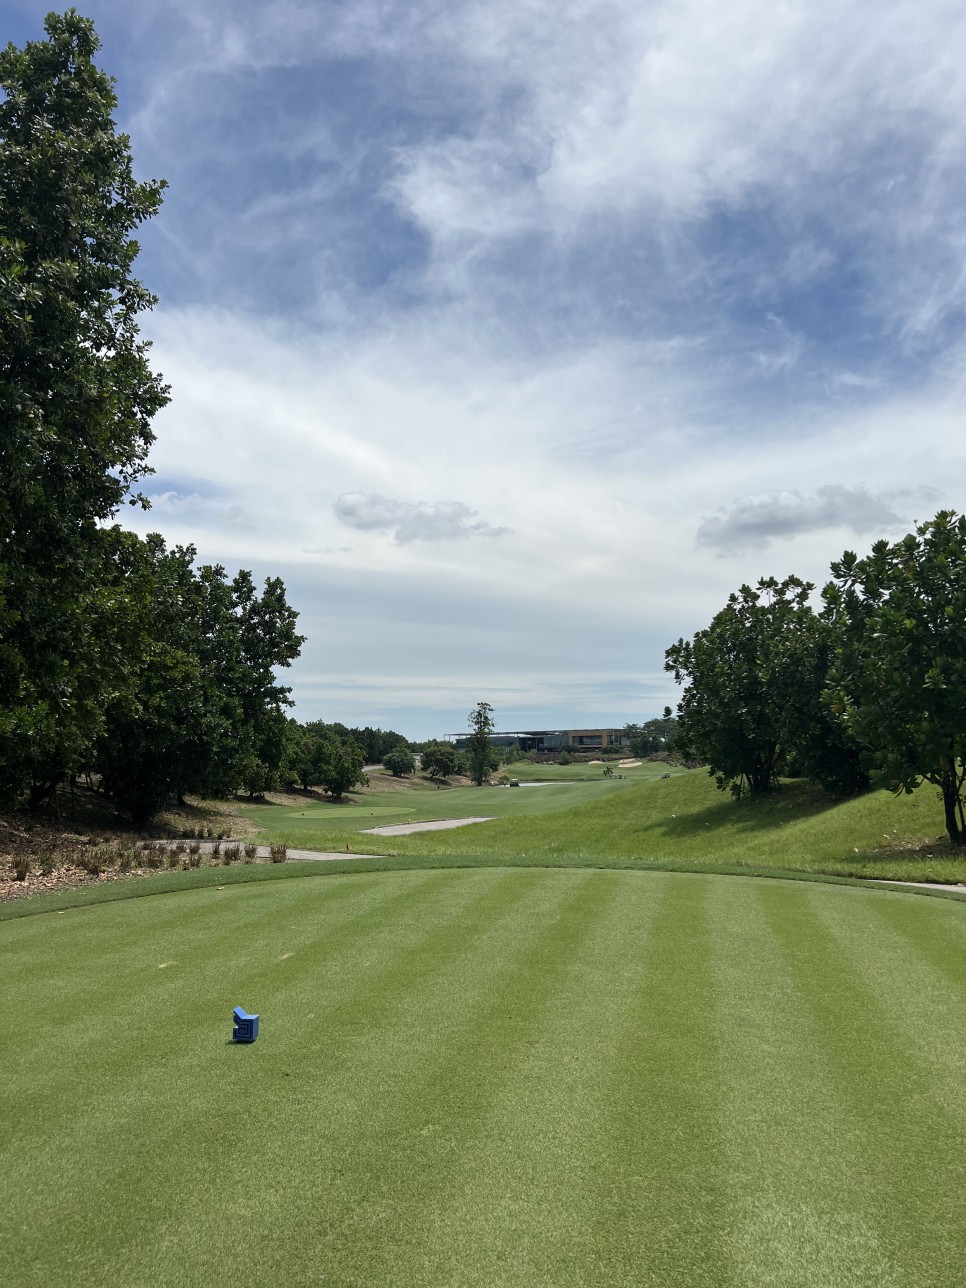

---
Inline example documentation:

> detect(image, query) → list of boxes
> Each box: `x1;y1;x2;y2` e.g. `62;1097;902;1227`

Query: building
450;728;628;753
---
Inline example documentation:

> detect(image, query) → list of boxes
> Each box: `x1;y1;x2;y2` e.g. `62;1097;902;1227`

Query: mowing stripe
579;873;733;1287
710;880;900;1288
4;870;463;1141
339;868;630;1287
7;870;966;1287
758;884;966;1288
858;891;966;993
4;870;556;1285
203;869;610;1288
815;890;966;1116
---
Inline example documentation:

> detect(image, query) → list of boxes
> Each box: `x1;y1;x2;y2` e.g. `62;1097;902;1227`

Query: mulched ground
0;801;251;904
0;861;165;903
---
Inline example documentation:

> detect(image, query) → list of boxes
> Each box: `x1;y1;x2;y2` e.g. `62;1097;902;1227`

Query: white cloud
334;493;510;543
695;485;943;553
69;0;966;734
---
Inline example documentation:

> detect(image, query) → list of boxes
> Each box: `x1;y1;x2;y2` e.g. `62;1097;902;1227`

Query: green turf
247;760;672;837
242;769;966;883
5;868;966;1286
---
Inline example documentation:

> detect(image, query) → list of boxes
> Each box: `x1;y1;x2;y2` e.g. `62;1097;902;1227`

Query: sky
7;0;966;739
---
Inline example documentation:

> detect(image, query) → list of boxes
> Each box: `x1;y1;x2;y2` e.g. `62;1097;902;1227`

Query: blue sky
7;0;965;737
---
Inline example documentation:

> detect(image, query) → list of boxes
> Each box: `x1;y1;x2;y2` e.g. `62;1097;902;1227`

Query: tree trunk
942;773;964;845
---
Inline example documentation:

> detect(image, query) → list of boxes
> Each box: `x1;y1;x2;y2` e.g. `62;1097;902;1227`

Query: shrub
244;843;258;861
269;844;287;864
13;856;29;882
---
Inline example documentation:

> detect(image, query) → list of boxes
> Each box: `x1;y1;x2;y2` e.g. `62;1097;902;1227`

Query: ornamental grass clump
244;843;258;862
269;844;287;863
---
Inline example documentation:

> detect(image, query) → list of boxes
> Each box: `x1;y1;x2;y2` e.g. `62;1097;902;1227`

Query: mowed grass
5;867;966;1286
246;759;672;840
244;769;966;883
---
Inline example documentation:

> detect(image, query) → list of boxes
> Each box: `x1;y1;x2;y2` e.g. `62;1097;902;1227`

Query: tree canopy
466;701;495;785
0;13;305;821
823;512;966;844
664;576;856;798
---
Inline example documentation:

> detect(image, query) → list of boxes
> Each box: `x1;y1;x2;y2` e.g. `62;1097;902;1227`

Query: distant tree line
665;512;966;844
283;721;412;797
622;718;679;758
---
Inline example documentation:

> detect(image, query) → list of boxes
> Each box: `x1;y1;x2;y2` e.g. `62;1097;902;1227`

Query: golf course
5;767;966;1286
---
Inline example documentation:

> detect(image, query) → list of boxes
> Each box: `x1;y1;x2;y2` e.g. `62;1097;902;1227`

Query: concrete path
871;879;966;893
364;817;495;836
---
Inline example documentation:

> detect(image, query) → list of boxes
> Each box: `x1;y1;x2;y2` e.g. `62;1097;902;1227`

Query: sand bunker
364;817;495;836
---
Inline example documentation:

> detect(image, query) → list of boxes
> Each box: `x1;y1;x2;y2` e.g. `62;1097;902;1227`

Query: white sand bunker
618;759;642;767
364;816;495;836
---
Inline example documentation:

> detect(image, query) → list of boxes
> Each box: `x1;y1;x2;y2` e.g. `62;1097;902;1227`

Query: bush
383;746;416;777
269;844;287;863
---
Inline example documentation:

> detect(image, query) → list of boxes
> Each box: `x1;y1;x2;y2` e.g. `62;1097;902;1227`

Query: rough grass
5;867;966;1286
242;770;966;883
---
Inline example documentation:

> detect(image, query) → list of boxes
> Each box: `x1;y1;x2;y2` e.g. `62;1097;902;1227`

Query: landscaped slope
246;772;966;883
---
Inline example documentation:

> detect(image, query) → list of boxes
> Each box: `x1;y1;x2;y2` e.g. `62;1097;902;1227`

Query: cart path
364;816;495;836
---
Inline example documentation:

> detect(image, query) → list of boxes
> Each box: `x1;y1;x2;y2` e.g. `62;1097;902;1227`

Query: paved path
871;879;966;893
364;817;495;836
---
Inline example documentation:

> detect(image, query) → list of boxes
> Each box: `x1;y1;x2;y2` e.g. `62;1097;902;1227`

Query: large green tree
421;741;464;780
92;533;304;822
665;577;831;798
0;10;168;806
383;746;415;777
823;511;966;844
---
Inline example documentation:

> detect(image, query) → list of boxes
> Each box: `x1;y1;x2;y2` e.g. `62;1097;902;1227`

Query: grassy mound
5;867;966;1286
242;769;966;883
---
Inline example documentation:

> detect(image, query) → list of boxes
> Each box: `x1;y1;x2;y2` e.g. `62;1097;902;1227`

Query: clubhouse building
450;728;629;753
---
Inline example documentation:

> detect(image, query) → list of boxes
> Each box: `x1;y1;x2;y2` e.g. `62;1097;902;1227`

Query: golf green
5;868;965;1286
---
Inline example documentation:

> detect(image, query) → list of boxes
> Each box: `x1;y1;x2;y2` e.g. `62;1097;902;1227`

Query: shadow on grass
638;779;841;839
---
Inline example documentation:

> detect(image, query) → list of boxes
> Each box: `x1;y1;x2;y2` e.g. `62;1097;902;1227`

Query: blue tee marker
232;1006;259;1043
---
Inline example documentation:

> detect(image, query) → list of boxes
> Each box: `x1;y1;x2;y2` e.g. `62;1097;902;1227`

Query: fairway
5;868;966;1286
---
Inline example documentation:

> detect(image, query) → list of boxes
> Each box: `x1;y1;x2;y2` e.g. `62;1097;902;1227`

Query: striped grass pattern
4;869;966;1286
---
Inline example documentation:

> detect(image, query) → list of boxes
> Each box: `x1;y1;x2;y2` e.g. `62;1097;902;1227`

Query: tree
823;512;966;843
0;11;168;806
383;746;415;777
421;741;464;779
466;701;495;786
90;533;304;821
316;737;366;799
665;577;828;798
623;718;678;758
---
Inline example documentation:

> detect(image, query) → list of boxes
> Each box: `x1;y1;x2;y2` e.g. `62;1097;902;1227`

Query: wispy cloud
52;0;966;734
